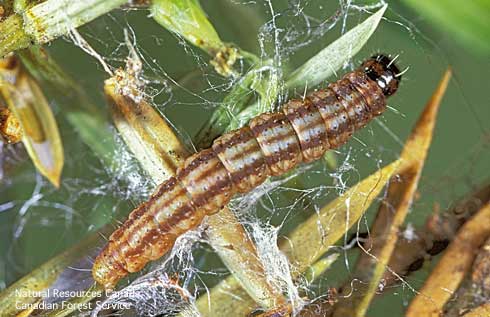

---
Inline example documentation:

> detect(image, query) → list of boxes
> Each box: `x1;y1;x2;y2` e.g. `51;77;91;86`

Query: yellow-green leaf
285;4;387;90
151;0;240;76
151;0;223;54
0;56;63;187
333;69;452;317
195;159;400;316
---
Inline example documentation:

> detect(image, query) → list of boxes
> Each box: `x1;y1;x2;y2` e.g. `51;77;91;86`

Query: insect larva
93;54;401;290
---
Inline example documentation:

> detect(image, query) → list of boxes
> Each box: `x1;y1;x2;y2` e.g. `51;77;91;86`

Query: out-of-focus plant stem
444;236;490;316
0;226;108;316
401;0;490;54
0;0;128;57
463;304;490;317
381;181;490;287
406;203;490;317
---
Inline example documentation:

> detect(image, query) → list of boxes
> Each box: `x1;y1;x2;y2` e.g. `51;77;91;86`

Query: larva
93;54;401;290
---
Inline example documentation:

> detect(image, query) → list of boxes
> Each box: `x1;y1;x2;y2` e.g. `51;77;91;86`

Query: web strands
92;55;400;290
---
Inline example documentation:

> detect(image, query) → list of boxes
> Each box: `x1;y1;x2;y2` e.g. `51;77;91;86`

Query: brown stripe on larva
330;78;373;130
262;142;305;166
249;112;303;176
110;178;200;273
283;98;330;162
212;126;255;154
110;178;179;245
97;177;207;276
345;70;385;116
93;55;401;290
229;157;269;186
329;79;361;130
177;149;234;214
126;203;196;260
175;149;217;180
310;88;354;148
213;127;270;192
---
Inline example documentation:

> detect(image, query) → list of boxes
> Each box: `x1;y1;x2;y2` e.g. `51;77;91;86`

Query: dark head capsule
362;54;401;96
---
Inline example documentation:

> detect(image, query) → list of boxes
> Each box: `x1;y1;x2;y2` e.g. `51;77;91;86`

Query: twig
382;182;490;286
443;235;490;316
406;203;490;317
0;0;128;57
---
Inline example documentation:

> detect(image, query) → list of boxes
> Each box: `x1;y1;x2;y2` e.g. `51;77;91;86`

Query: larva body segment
309;88;354;149
331;78;373;130
177;149;234;214
212;127;269;193
249;112;303;176
345;70;385;115
93;55;402;290
282;99;330;162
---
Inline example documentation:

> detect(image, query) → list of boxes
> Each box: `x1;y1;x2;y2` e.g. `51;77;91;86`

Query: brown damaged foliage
382;182;490;287
443;235;490;316
105;70;188;184
331;69;452;317
406;203;490;317
0;103;22;143
462;303;490;317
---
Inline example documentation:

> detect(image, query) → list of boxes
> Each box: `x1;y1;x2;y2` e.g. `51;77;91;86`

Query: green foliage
197;5;387;143
151;0;224;55
402;0;490;54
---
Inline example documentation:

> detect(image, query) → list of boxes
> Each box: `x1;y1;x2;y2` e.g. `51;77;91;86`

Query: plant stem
0;14;32;57
0;0;128;57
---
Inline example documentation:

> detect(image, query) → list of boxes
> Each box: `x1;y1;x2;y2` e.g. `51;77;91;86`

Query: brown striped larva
92;54;401;290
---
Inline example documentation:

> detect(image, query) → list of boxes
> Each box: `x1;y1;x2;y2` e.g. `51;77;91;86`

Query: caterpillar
93;54;401;290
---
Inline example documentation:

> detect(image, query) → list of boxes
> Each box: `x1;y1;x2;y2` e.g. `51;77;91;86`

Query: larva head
362;54;401;97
